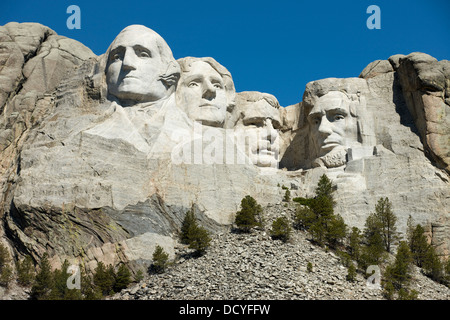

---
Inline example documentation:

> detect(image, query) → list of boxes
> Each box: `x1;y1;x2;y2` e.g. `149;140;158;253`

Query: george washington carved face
106;25;179;106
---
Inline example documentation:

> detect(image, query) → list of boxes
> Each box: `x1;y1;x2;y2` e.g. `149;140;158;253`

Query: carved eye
138;51;151;58
113;53;121;61
334;114;345;121
188;82;199;88
247;120;264;127
212;82;223;89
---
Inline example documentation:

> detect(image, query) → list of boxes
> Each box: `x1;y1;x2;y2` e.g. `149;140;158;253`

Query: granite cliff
0;23;448;277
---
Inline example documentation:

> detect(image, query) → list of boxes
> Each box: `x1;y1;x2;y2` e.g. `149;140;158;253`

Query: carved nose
317;116;333;136
202;82;216;100
122;49;137;71
263;119;278;141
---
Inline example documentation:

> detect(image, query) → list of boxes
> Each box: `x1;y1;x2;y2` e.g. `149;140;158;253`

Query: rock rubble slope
112;204;450;301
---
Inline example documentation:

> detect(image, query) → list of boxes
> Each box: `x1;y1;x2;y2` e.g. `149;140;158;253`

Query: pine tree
348;226;362;262
383;241;414;299
359;213;386;269
270;217;291;242
48;259;70;300
16;255;35;286
308;194;334;246
325;214;347;249
422;245;445;283
180;207;198;244
114;264;132;292
152;245;169;274
408;224;429;267
373;197;399;253
346;263;357;282
80;268;102;300
189;225;211;256
30;253;54;300
93;261;115;296
315;174;335;203
234;195;263;232
293;206;315;231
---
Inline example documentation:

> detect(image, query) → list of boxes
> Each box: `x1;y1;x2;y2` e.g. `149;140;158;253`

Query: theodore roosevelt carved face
176;57;235;127
234;92;281;168
106;25;179;106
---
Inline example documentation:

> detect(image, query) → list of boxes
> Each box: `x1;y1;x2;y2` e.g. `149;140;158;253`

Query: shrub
270;217;291;243
189;226;211;256
346;263;357;282
180;207;212;256
151;245;169;273
234;195;264;232
293;206;314;231
283;189;291;202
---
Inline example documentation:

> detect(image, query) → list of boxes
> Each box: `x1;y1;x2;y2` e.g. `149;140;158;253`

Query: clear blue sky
1;0;449;107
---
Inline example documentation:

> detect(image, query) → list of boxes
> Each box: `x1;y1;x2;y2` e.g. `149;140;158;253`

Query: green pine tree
93;261;115;296
80;268;102;300
30;253;54;300
308;195;334;246
325;214;347;249
408;224;429;267
373;197;399;253
348;226;362;262
346;263;357;282
383;241;414;299
422;245;445;283
152;245;169;274
235;195;264;232
359;213;386;269
48;259;71;300
270;217;291;243
16;255;35;286
315;174;335;204
180;206;198;244
293;206;315;231
114;264;132;292
189;226;211;256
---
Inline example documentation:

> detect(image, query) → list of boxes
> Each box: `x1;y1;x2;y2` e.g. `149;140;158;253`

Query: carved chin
314;147;347;168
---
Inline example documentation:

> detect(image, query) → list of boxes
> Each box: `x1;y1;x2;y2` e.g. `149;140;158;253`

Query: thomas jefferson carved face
106;25;177;105
176;57;235;127
307;91;359;164
234;94;281;167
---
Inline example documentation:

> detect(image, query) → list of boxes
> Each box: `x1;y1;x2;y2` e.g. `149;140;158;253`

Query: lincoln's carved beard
312;145;347;168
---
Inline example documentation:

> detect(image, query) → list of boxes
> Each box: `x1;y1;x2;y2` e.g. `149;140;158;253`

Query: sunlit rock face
0;23;448;272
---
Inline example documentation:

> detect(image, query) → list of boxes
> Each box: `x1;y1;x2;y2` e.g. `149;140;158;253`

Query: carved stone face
176;61;228;127
307;91;359;159
235;98;281;167
106;25;172;105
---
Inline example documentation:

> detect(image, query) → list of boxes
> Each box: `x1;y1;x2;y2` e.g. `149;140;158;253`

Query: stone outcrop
0;22;448;279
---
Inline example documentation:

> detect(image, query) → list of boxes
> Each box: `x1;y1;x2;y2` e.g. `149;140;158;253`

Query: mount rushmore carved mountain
0;22;448;274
